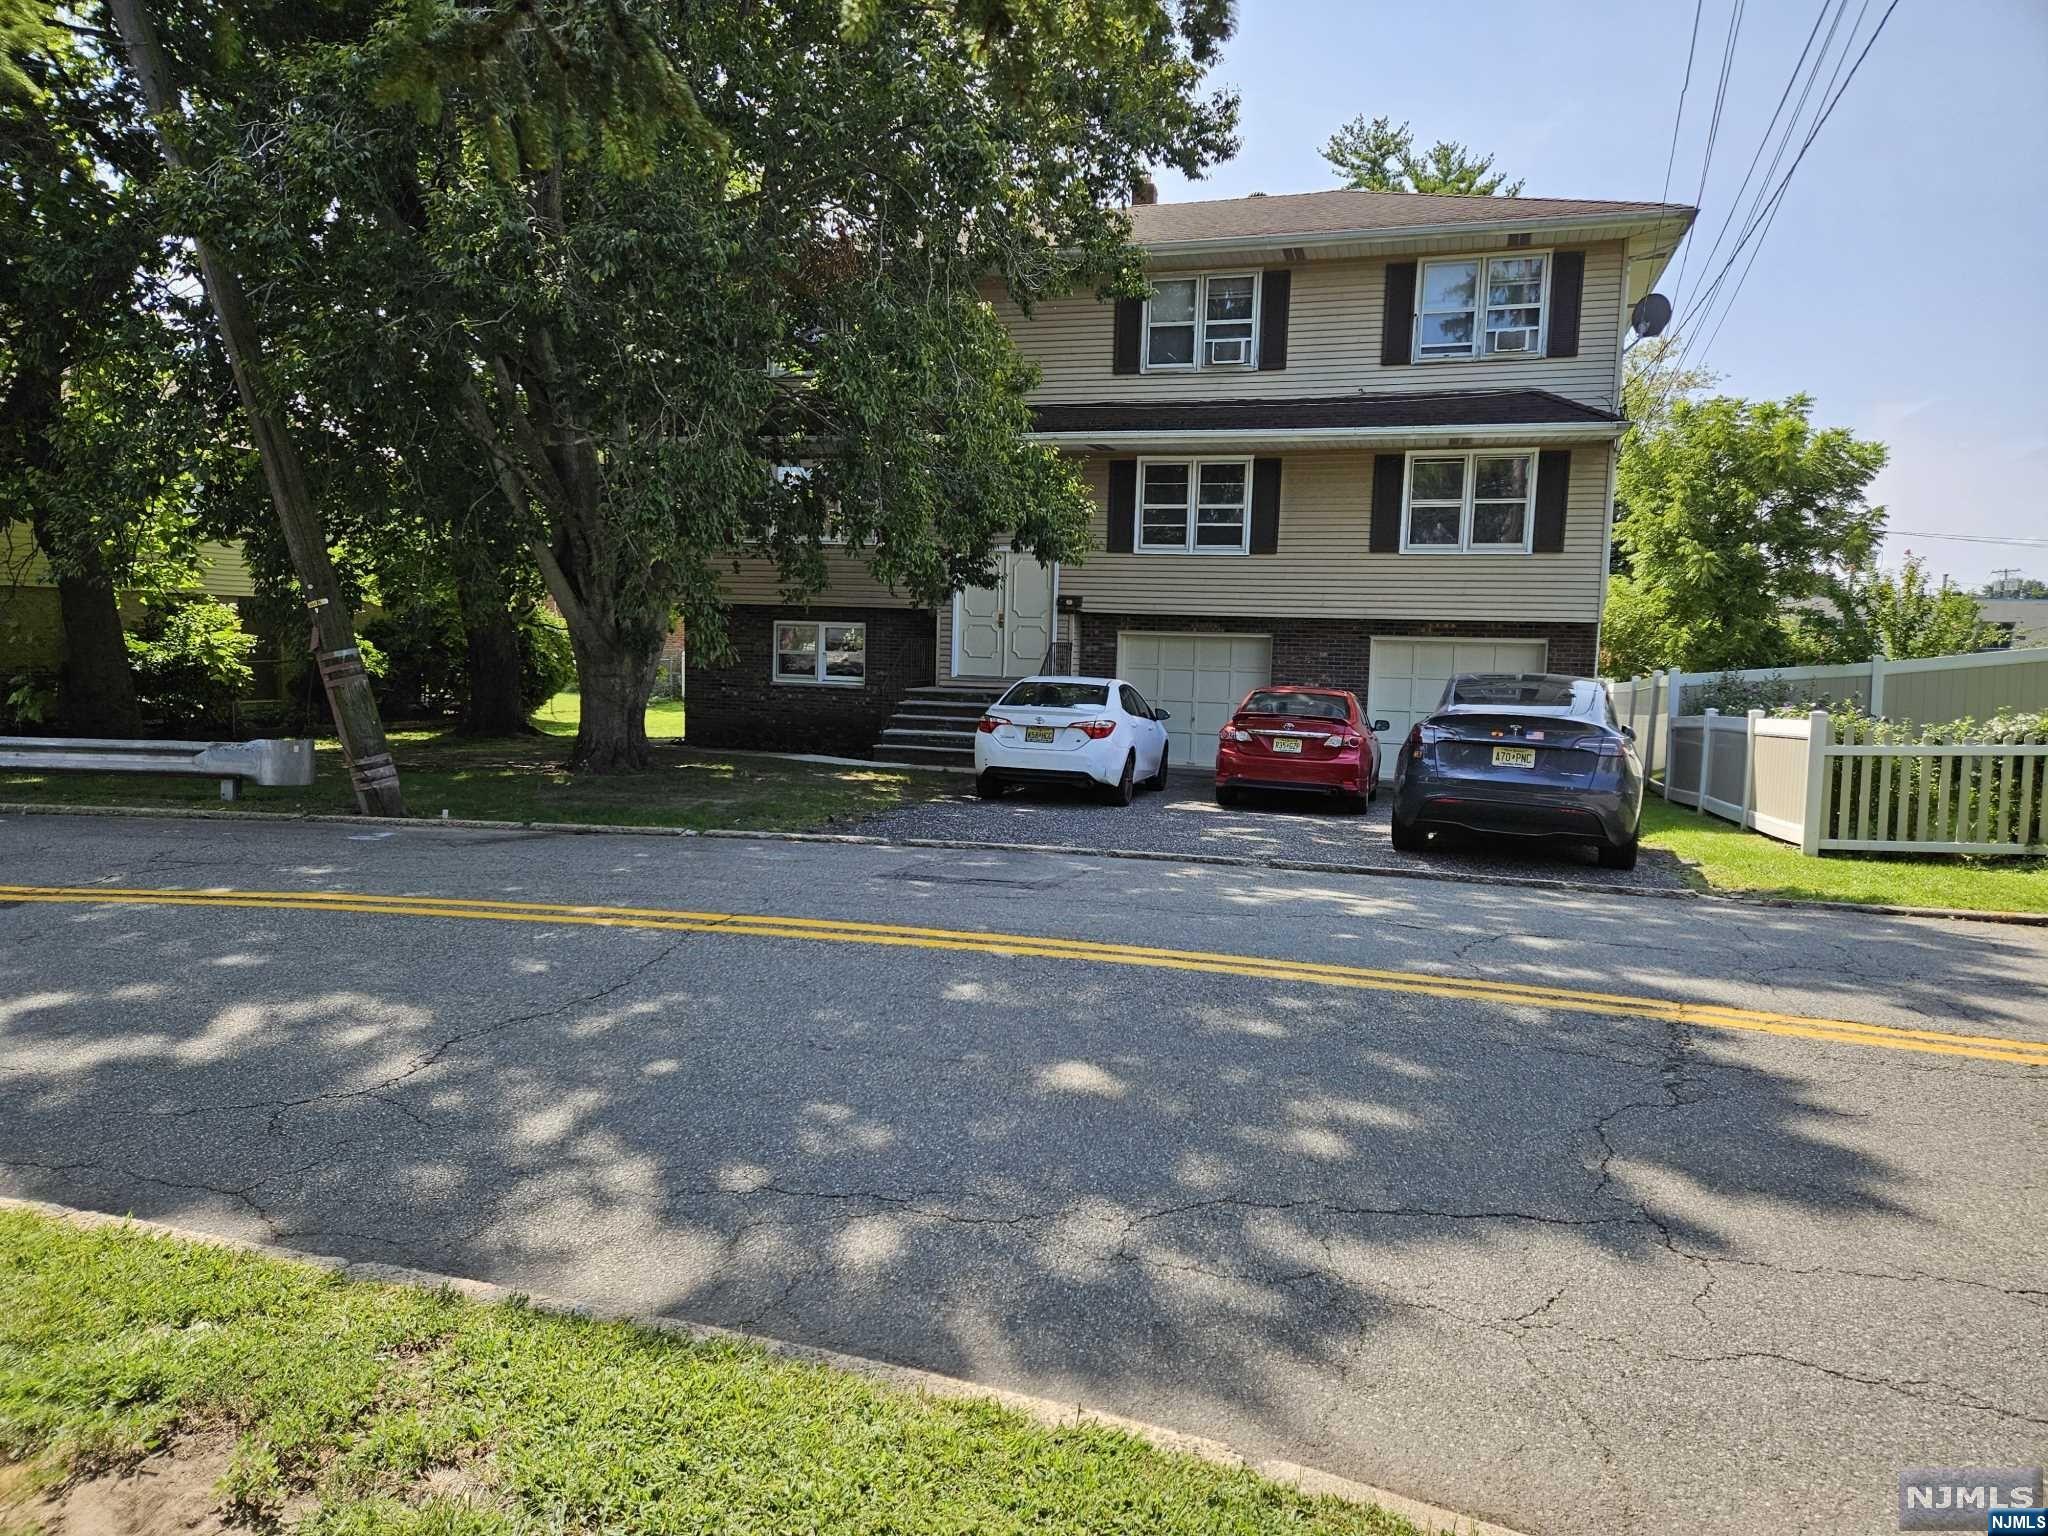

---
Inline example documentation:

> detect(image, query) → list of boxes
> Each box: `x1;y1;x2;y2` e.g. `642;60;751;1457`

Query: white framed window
1144;273;1259;370
1414;252;1549;361
773;620;866;685
1400;450;1538;554
1137;457;1252;554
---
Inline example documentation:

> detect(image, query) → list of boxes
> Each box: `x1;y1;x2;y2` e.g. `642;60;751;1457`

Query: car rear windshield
1239;690;1348;720
1448;676;1581;709
998;681;1109;709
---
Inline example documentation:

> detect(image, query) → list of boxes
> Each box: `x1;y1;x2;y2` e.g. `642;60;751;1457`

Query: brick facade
686;604;935;755
1075;612;1598;698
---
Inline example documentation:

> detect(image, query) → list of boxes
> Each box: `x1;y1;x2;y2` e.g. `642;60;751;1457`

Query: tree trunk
51;560;143;737
565;623;660;773
109;0;405;816
453;560;531;737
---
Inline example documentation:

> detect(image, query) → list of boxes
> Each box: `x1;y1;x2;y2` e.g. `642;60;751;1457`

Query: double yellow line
4;883;2044;1068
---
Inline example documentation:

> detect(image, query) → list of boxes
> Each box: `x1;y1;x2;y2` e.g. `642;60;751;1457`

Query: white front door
955;553;1056;679
1367;637;1549;772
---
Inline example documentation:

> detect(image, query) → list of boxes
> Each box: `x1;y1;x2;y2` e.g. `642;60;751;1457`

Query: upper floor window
1401;450;1537;554
1145;273;1258;370
1138;457;1252;553
1416;253;1548;360
772;463;845;544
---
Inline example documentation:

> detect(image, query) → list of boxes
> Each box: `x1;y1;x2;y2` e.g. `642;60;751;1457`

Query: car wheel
1389;816;1427;853
1336;790;1367;815
1146;743;1170;792
1105;752;1136;806
1597;834;1639;871
1215;783;1238;807
976;771;1004;801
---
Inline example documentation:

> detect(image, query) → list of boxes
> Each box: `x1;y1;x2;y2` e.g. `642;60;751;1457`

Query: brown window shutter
1249;459;1282;552
1257;269;1291;371
1106;460;1137;552
1380;261;1417;366
1369;453;1406;552
1546;250;1585;358
1533;450;1572;551
1113;298;1142;375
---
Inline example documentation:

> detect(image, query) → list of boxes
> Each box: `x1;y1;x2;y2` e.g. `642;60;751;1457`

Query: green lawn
529;688;686;742
0;1209;1413;1535
0;692;943;832
1639;797;2048;913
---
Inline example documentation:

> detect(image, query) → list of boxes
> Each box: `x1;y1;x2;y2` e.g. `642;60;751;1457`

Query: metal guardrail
0;737;316;802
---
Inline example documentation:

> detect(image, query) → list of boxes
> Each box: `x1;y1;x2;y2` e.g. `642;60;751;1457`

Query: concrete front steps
871;682;1008;770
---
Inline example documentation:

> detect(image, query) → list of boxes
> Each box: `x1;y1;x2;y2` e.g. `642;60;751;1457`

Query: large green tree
1610;393;1888;675
153;0;1238;771
1321;114;1522;196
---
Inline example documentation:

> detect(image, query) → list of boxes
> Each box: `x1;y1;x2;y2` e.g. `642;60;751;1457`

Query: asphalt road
2;813;2043;1536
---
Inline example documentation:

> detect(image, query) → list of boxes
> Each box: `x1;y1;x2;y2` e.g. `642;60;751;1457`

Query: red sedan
1214;687;1385;811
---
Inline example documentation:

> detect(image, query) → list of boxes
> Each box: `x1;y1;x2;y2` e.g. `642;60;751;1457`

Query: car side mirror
1154;709;1171;721
1621;724;1637;741
1372;719;1390;732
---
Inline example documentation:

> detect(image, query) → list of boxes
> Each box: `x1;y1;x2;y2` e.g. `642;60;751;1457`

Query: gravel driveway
853;771;1695;890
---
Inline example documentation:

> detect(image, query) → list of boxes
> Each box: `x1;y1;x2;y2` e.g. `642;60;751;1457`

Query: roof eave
1028;421;1625;451
1136;208;1695;261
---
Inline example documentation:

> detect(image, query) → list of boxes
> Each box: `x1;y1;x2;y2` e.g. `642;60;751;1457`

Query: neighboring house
1980;598;2048;651
695;187;1700;768
0;525;286;698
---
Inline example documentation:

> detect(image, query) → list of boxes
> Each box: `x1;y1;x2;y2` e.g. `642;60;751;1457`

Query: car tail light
1221;722;1252;743
1591;736;1626;757
976;715;1006;734
1076;719;1117;740
1405;723;1447;753
1336;734;1363;749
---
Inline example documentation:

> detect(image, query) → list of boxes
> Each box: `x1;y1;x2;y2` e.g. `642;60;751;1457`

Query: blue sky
1154;0;2048;591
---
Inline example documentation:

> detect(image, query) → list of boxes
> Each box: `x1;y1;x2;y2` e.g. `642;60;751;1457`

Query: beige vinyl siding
3;526;258;601
990;241;1626;415
1059;444;1611;624
714;549;919;608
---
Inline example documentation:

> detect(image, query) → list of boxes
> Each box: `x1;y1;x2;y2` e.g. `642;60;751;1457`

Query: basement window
774;620;866;685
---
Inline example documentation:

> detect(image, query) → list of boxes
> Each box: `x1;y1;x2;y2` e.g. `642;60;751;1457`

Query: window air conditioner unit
1206;337;1249;365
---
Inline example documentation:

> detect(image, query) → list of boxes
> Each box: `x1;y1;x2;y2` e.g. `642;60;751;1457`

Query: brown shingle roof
1031;390;1620;436
1126;188;1693;246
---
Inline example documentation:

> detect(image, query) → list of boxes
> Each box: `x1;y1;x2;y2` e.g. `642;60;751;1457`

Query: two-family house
686;187;1696;770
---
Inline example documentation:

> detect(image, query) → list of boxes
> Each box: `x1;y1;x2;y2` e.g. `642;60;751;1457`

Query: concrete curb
5;799;2045;927
0;1196;1525;1536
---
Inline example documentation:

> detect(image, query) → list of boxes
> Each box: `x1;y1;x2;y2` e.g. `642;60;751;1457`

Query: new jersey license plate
1492;745;1536;768
1272;736;1303;754
1025;726;1056;744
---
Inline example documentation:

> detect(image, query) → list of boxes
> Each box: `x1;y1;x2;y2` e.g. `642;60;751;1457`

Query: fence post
1664;666;1683;791
1869;653;1887;718
1800;708;1829;856
1698;707;1718;815
1745;708;1763;830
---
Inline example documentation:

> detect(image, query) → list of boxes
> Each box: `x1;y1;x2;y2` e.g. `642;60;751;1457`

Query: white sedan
973;675;1171;805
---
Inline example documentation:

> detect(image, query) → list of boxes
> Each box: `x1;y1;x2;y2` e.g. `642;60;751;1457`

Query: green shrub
126;597;256;732
2;670;58;730
363;596;577;722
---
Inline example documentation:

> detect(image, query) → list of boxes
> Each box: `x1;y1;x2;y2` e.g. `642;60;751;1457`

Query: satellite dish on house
1631;293;1674;337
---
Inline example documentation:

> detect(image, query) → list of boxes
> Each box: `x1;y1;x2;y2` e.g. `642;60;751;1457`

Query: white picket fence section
1607;646;2048;785
1660;708;2048;857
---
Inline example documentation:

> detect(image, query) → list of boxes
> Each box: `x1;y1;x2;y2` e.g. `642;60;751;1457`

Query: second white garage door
1117;632;1272;769
1367;637;1548;771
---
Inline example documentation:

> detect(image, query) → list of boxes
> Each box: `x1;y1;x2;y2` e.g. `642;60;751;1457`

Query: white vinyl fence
1661;708;2047;857
1608;646;2048;784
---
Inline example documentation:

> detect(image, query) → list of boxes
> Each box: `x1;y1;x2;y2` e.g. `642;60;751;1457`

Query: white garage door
1117;632;1272;769
1368;637;1548;770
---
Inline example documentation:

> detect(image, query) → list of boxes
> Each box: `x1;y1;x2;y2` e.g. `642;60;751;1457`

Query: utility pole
106;0;405;816
1989;567;2022;599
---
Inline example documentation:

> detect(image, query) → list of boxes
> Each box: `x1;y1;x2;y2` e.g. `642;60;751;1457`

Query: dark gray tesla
1390;673;1644;869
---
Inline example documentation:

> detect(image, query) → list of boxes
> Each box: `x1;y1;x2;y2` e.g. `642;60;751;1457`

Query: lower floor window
774;620;866;685
1403;450;1537;553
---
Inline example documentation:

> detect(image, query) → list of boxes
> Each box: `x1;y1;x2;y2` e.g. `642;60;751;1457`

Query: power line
1678;0;1900;371
1668;0;1748;307
1883;531;2048;549
1675;0;1842;325
1660;0;1706;203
